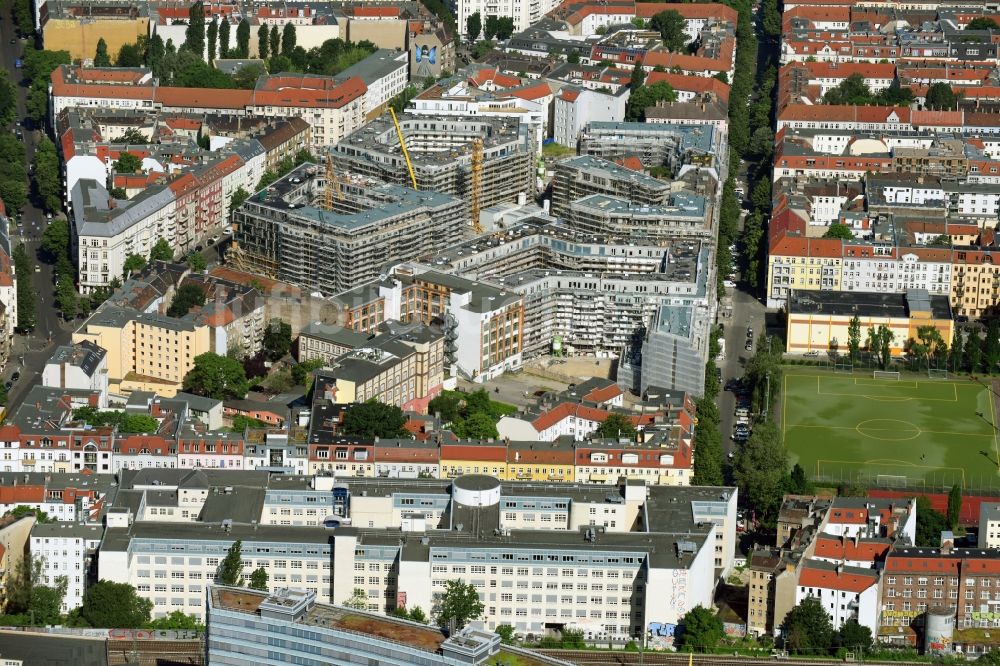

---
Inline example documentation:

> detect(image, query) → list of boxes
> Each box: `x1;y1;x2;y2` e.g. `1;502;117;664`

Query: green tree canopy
343;588;368;609
219;18;231;58
649;10;687;52
114;152;143;174
834;618;873;652
625;81;678;121
185;2;206;55
916;495;949;546
781;597;833;655
947;484;963;530
262;319;292;360
926;82;959;110
435;580;484;630
218;540;244;586
12;245;36;330
676;606;724;652
147;610;204;631
593;413;637;439
183;353;250;400
235;19;251;58
81;581;153;628
186;252;207;272
149;238;174;262
967;17;1000;30
428;392;462;422
248;567;268;591
167;283;206;317
466;12;482;41
822;223;855;240
453;411;499;439
732;421;788;525
207;18;218;60
281;23;297;56
342;400;408;439
94;38;111;66
123;253;147;277
5;505;52;523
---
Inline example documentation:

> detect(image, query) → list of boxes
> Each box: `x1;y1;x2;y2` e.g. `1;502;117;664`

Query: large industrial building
97;469;737;641
231;163;466;295
330;114;535;220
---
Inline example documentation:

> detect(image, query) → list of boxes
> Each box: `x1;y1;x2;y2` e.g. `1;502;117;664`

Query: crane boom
389;107;418;190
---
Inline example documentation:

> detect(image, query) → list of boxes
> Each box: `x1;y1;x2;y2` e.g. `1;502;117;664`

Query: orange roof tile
814;534;891;563
799;565;877;593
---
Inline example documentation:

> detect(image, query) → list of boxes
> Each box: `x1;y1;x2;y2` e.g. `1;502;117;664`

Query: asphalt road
1;13;73;413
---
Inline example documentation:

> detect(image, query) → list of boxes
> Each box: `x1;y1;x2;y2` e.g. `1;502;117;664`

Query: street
1;10;73;413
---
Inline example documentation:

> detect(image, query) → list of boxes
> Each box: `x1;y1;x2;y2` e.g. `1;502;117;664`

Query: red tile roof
440;444;507;462
0;485;46;504
814;534;891;563
799;565;877;593
646;71;730;103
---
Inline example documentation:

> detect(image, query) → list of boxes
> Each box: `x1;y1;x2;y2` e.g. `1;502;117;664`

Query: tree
219;19;231;58
483;15;498;41
629;60;645;91
692;397;724;486
916;495;949;547
625;81;678;121
149;238;174;262
649;10;687;52
967;17;1000;30
952;327;965;374
594;413;636;439
166;283;206;317
269;26;280;60
33;135;62;214
184;353;250;399
81;581;152;628
147;610;204;631
495;17;515;40
5;505;52;523
147;34;166;77
847;315;861;364
56;273;79;320
732;421;788;525
466;12;482;42
185;2;206;56
788;463;813;495
567;50;580;64
218;540;244;586
114;152;143;174
94;38;111;66
343;588;368;610
184;252;208;273
257;24;269;59
30;577;68;624
966;327;983;373
207;19;218;61
428;392;462;422
13;245;36;330
281;23;297;56
676;606;724;652
248;567;268;591
749;126;775;159
262;319;292;360
236;19;251;58
229;185;250;219
985;319;1000;373
822;223;854;241
834;618;872;652
453;412;499;439
122;253;147;277
343;400;408;439
781;597;833;655
947;484;963;531
435;580;484;630
495;624;516;644
926;82;958;110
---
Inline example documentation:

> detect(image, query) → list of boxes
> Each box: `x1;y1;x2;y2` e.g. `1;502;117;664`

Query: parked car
746;327;753;338
803;350;819;358
12;371;20;382
724;280;736;289
745;339;753;351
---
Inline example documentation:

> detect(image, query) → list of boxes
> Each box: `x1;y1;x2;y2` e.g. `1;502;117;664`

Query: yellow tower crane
471;137;484;235
389;107;418;190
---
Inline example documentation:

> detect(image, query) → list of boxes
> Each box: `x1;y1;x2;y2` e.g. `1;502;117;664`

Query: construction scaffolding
471;137;484;235
324;154;343;211
389;107;418;190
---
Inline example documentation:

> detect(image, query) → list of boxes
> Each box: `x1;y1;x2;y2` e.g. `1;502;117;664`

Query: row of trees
22;48;72;124
72;406;159;433
428;389;515;439
822;73;914;107
464;13;515;42
693;330;725;485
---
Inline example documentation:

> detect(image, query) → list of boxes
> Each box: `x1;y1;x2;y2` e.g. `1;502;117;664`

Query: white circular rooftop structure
451;475;501;507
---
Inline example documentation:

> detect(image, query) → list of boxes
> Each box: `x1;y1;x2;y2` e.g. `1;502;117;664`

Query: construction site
228;160;466;296
330;113;536;225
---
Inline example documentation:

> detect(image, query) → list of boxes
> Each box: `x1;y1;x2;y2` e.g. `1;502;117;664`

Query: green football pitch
781;370;1000;491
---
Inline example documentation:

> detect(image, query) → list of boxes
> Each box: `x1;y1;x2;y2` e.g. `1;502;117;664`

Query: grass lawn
781;368;1000;491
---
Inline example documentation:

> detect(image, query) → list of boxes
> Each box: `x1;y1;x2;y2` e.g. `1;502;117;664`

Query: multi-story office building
99;471;737;634
207;585;566;666
232;164;466;295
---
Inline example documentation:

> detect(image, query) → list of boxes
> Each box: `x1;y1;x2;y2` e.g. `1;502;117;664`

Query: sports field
782;370;1000;490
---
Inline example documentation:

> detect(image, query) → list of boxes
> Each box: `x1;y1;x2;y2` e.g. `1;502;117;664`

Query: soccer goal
834;363;854;373
873;370;901;380
928;368;948;379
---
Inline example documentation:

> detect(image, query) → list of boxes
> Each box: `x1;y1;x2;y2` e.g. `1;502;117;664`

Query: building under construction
230;163;465;295
330;114;535;222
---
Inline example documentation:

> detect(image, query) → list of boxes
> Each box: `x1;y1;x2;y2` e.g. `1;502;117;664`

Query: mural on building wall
646;621;676;649
414;45;437;79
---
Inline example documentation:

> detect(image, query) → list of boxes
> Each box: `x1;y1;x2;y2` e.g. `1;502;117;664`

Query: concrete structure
634;304;708;398
207;585;565;666
785;289;953;356
980;503;1000;548
553;86;629;147
231;164;466;295
337;49;410;118
29;522;103;613
98;472;736;633
0;516;35;612
331;114;535;219
41;341;109;408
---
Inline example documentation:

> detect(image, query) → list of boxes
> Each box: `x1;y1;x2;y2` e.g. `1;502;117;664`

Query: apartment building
232;164;466;296
979;504;1000;548
578;121;724;176
41;341;109;408
337;49;410;119
99;472;736;632
333;265;526;383
551;156;671;219
29;522;103;612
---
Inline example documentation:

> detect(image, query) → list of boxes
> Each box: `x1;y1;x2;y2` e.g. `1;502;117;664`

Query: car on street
4;382;11;391
745;339;753;351
12;372;20;382
746;327;753;338
733;425;750;441
14;58;21;69
223;228;233;235
803;350;819;358
211;235;219;243
724;280;736;288
725;378;742;392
